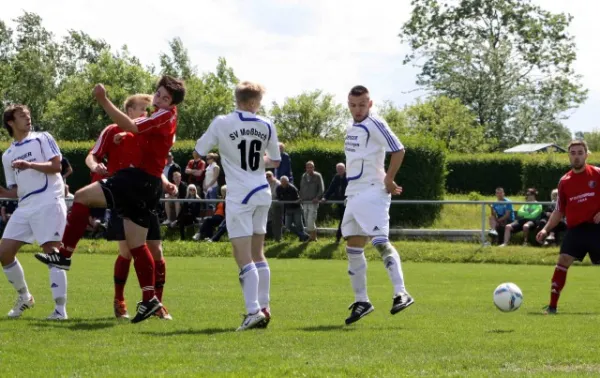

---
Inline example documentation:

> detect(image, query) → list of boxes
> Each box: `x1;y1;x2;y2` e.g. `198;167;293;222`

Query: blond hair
235;81;265;105
123;94;153;112
568;139;588;152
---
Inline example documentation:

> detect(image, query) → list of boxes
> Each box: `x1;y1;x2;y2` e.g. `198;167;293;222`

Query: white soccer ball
493;283;523;312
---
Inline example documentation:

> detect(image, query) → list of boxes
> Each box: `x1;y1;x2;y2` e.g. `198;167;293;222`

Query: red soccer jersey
557;164;600;228
134;107;178;178
90;124;142;182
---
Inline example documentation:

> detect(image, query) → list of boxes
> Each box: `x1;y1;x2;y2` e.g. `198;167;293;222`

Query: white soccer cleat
8;295;35;318
236;311;266;331
46;309;68;320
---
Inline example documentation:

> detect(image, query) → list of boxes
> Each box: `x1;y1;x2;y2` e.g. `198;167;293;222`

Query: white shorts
3;201;67;245
341;186;390;238
226;200;270;239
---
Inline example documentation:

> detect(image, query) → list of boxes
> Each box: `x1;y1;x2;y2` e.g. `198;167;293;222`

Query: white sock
3;259;31;299
346;247;369;302
239;263;260;314
49;267;67;315
255;261;270;309
374;241;406;294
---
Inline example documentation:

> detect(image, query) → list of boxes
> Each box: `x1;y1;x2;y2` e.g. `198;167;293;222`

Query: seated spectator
488;187;514;238
500;188;543;247
276;176;309;242
208;219;228;242
163;151;181;184
64;185;75;212
203;153;221;209
193;185;227;241
163;171;187;227
0;200;17;235
537;188;567;246
87;208;106;239
178;184;202;240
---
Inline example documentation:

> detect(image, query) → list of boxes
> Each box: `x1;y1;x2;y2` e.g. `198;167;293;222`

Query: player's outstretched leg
113;252;131;319
345;245;374;325
0;248;35;318
47;266;68;320
372;238;414;315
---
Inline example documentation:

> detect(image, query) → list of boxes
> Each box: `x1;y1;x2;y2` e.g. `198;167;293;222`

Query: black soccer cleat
345;301;374;325
390;292;414;315
34;250;71;271
131;297;162;324
542;305;557;315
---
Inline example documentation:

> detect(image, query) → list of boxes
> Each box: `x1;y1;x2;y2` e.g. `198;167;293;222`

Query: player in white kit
195;81;281;331
342;86;414;325
0;105;68;320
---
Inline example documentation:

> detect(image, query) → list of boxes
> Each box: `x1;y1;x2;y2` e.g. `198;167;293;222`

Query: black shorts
90;207;106;220
99;167;162;228
106;211;161;241
509;218;537;233
560;223;600;264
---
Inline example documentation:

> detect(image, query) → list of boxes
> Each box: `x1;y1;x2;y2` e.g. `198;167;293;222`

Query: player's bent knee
373;238;394;257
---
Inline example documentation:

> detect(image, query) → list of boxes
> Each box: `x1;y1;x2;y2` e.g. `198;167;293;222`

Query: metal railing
1;196;553;245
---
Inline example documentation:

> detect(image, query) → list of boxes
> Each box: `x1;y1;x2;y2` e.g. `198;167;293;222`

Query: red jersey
557;164;600;228
134;107;178;178
186;158;206;185
90;124;142;182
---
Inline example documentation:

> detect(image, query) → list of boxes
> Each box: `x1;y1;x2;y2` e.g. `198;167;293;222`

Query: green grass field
1;245;599;376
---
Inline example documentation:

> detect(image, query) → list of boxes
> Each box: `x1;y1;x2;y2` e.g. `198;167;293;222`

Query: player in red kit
87;94;173;320
536;140;600;314
35;76;185;323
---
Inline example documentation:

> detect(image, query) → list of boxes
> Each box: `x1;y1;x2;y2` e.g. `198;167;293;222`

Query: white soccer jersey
344;114;404;196
2;132;64;208
195;110;281;204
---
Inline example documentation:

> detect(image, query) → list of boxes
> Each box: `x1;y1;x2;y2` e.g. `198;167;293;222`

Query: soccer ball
493;283;523;312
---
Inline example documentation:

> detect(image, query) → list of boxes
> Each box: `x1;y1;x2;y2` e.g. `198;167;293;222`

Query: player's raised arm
93;84;139;133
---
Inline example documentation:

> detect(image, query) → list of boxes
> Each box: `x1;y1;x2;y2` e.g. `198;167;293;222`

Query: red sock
550;264;568;308
59;202;90;258
114;255;131;301
154;258;166;302
130;244;155;302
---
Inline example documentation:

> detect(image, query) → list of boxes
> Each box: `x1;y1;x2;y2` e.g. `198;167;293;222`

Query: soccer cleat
345;301;374;325
255;308;271;329
113;299;130;319
47;309;68;320
7;295;35;318
542;305;557;315
131;297;162;324
154;306;173;320
236;311;266;331
34;251;71;271
390;292;415;315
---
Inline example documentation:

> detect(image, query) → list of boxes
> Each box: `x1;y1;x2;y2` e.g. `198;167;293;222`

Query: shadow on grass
308;242;340;259
486;329;514;334
278;243;310;258
141;327;232;336
298;324;353;332
265;242;291;258
27;318;117;331
527;311;596;316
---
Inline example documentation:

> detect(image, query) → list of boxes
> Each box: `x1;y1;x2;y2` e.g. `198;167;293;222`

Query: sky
3;0;599;134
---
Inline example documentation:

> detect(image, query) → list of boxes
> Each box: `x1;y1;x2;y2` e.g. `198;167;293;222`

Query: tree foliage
399;0;586;148
270;90;349;141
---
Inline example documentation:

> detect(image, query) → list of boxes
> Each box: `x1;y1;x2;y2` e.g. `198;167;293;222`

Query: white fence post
480;203;486;246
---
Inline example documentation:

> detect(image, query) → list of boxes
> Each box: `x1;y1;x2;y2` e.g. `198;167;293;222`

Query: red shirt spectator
186;150;206;187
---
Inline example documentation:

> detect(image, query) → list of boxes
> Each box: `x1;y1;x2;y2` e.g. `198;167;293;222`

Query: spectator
321;162;348;243
500;188;543;247
203;153;221;208
163;151;181;184
178;184;202;240
276;176;309;242
488;187;514;238
61;156;73;183
266;171;282;241
538;188;567;246
163;171;187;227
0;200;16;235
64;185;75;212
185;150;206;190
299;160;324;242
274;142;293;183
194;185;227;241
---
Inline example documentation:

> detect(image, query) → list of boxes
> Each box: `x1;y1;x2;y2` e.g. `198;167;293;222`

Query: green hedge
0;137;446;228
447;153;600;198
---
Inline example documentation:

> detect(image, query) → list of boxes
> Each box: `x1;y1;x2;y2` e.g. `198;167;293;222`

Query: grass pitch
1;250;600;377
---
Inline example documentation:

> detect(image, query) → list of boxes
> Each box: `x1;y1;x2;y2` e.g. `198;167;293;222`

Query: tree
399;0;586;148
59;30;110;78
42;48;155;140
576;130;600;153
159;37;195;80
403;96;495;153
270;90;349;141
378;100;407;136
